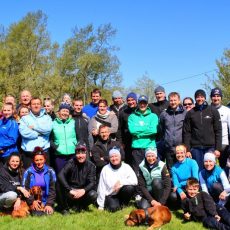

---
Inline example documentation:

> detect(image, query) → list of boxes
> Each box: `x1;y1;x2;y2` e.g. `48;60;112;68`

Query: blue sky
1;1;230;99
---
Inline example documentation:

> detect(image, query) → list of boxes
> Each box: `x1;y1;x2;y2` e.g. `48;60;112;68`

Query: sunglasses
44;97;51;100
183;103;193;106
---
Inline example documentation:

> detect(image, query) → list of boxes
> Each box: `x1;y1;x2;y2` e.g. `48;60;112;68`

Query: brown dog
11;186;44;218
125;205;172;229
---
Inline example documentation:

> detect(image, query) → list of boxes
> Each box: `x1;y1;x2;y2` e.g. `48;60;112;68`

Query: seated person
171;144;199;201
199;152;230;208
181;177;230;229
137;147;172;209
91;125;124;180
97;147;137;212
0;154;29;212
22;147;56;215
57;142;97;215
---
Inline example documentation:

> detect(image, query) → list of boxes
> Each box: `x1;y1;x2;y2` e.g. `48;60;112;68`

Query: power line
161;69;218;85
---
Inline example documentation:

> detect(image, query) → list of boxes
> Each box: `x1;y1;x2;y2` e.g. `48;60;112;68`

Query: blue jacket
19;109;52;152
82;102;98;118
0;117;19;158
22;164;56;206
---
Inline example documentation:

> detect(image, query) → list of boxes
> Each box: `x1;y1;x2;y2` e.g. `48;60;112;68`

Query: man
91;125;124;180
109;90;126;118
82;88;101;118
210;87;230;168
183;89;222;170
148;85;169;117
57;142;97;215
16;90;32;111
128;95;158;173
117;92;137;165
72;98;90;152
19;97;53;168
159;92;187;171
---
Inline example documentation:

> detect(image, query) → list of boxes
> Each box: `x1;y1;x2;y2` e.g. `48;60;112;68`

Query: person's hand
215;215;221;222
172;187;177;193
92;129;98;136
151;200;161;207
113;181;122;193
14;198;21;211
28;125;34;130
214;150;220;158
31;200;42;210
219;191;228;200
44;205;54;214
17;187;30;198
184;212;191;220
180;192;187;200
70;189;85;199
186;152;192;158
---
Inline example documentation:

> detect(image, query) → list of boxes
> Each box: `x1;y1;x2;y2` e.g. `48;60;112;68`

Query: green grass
0;205;205;230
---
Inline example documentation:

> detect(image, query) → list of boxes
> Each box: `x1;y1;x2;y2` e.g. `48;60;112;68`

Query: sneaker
135;195;142;201
61;209;70;215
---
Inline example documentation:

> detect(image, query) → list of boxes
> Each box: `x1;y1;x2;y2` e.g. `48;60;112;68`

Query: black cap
75;142;87;152
194;89;206;99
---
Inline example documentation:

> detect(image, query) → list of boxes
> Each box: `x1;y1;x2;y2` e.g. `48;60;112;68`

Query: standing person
19;97;52;169
0;103;19;166
51;103;77;174
109;90;126;118
183;89;222;170
82;88;102;118
210;87;230;169
128;95;158;173
97;148;137;212
137;147;171;209
117;92;137;165
22;147;56;215
18;106;30;118
72;98;90;152
89;99;118;144
44;99;56;121
183;97;195;111
16;90;32;111
159;92;187;170
57;142;97;214
181;177;230;230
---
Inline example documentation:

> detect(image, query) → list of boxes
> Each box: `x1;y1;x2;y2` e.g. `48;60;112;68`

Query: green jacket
52;117;77;155
128;107;158;148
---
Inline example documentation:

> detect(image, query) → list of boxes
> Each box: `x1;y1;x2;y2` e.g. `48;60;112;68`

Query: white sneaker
135;195;142;201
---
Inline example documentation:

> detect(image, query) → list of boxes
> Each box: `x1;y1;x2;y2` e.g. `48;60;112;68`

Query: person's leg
219;145;230;169
210;182;224;203
203;216;230;230
117;185;135;206
217;205;230;226
151;178;163;202
136;197;151;209
21;151;33;169
167;191;180;210
165;147;176;173
191;148;204;170
104;195;121;212
0;191;17;209
55;181;69;213
131;149;145;174
156;140;165;162
77;190;97;210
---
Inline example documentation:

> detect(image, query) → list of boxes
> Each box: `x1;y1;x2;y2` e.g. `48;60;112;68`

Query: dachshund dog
125;205;172;229
11;186;44;218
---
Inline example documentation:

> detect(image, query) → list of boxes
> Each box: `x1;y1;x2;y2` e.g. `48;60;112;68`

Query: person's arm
121;164;138;186
91;146;107;168
33;115;53;136
97;168;108;209
171;165;184;195
212;107;222;151
159;165;171;204
199;172;209;194
109;113;118;134
191;160;199;180
202;192;218;216
58;161;73;191
22;169;34;206
220;170;230;193
45;169;56;207
19;117;39;139
183;112;191;151
83;163;96;192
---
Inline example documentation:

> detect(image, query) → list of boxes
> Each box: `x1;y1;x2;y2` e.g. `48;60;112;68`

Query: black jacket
0;165;21;194
181;191;217;221
148;99;169;117
183;102;222;151
58;158;96;192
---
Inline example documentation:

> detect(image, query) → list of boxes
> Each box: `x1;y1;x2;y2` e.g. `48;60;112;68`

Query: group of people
0;86;230;229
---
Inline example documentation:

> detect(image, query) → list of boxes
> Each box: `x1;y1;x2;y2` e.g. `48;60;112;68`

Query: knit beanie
145;147;158;158
112;90;123;98
59;102;71;111
126;92;137;101
154;86;165;94
203;152;216;163
210;88;223;98
109;148;121;157
194;89;206;99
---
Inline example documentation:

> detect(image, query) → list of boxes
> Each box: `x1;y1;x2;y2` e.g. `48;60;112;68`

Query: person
137;147;171;209
210;87;230;169
72;98;90;152
0;103;19;166
61;93;74;114
199;152;230;208
16;90;32;111
3;94;17;107
97;148;137;212
44;99;56;121
109;90;126;118
0;154;30;212
181;177;230;230
159;92;187;170
89;99;118;144
57;142;97;215
22;147;56;215
183;89;222;170
183;97;195;111
91;125;125;180
51;103;77;173
117;92;137;165
18;105;30;118
19;97;53;168
128;95;158;173
82;88;102;118
171;144;199;201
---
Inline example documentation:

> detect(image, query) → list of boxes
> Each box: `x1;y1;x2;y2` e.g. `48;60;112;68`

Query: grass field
1;205;205;230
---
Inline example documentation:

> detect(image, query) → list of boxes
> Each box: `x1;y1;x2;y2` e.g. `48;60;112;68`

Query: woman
137;147;172;209
18;105;30;118
171;144;199;200
44;99;56;121
182;97;194;111
199;152;230;208
97;147;137;212
0;154;29;212
22;147;56;215
51;103;77;173
0;103;19;166
89;99;118;143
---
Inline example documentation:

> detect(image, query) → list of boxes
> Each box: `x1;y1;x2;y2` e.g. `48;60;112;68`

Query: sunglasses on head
183;103;192;106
